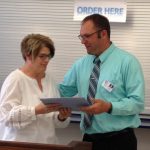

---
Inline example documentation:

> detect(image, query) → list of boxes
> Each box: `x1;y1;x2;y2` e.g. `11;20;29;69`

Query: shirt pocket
98;73;124;102
100;79;116;96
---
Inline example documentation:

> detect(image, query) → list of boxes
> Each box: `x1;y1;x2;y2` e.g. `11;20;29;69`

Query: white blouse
0;69;70;144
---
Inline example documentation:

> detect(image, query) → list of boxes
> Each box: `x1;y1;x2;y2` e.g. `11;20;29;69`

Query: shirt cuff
30;107;37;120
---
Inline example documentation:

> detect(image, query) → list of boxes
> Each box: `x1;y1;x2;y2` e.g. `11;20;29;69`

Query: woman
0;34;71;144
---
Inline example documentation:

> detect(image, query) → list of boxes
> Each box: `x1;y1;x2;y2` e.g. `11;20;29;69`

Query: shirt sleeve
111;56;145;115
59;63;78;97
0;75;36;129
52;112;70;128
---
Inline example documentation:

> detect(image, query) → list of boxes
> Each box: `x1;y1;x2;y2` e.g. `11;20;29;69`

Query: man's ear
101;30;107;38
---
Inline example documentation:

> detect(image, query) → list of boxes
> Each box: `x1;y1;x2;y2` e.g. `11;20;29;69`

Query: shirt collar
97;42;116;64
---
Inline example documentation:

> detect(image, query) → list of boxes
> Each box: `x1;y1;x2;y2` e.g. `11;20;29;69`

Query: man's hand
80;99;112;115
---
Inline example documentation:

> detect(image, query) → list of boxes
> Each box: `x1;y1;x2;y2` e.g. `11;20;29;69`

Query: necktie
83;57;101;129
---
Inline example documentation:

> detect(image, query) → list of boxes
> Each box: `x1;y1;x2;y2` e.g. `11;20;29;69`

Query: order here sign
74;0;127;22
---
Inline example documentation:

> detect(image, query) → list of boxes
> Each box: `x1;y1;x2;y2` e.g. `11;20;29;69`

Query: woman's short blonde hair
21;33;55;61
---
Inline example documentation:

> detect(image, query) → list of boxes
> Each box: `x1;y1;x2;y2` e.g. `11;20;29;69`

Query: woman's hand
35;103;61;115
58;107;72;121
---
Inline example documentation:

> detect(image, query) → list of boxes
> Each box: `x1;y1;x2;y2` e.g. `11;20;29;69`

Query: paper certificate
40;97;89;111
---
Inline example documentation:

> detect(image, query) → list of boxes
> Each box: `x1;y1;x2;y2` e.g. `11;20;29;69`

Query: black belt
85;128;133;139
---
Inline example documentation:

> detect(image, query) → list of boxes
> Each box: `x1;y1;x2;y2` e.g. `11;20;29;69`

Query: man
59;14;145;150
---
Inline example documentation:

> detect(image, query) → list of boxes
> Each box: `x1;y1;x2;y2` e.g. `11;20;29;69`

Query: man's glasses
78;29;103;41
38;54;52;61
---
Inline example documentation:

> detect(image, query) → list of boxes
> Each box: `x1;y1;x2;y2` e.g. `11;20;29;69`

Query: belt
85;128;133;139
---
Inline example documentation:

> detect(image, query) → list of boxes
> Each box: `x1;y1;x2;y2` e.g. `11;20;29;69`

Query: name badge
102;80;114;92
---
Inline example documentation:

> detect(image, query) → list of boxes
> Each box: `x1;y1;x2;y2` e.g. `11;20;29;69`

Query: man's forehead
82;20;94;27
80;21;95;33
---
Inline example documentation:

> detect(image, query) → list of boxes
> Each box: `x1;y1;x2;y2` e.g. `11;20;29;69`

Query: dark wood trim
0;140;92;150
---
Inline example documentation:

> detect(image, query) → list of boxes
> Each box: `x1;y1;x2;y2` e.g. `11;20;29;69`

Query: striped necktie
83;57;101;129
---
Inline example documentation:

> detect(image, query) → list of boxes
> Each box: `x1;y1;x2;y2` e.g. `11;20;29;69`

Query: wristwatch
107;103;112;114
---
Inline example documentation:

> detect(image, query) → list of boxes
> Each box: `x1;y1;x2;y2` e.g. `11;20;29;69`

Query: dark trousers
83;128;137;150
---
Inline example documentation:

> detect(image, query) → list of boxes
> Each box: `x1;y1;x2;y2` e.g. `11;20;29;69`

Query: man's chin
87;50;94;55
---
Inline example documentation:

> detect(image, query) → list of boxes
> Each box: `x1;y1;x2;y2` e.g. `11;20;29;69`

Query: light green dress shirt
59;43;145;134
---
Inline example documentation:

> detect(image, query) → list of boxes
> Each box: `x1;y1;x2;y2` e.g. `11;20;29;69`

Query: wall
0;1;150;148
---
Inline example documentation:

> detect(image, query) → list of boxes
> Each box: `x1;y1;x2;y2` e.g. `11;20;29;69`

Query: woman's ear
25;53;32;61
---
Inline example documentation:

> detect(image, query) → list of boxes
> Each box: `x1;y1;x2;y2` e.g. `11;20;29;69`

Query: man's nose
81;38;87;44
